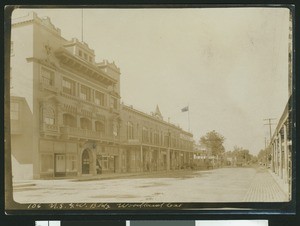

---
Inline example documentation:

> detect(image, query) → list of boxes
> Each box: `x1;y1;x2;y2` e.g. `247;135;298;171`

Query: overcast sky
12;7;290;155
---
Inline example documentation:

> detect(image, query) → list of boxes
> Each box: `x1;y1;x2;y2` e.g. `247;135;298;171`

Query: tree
232;146;253;165
257;147;271;166
200;130;225;158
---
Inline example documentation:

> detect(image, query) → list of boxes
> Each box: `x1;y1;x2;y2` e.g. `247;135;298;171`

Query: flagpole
188;104;190;132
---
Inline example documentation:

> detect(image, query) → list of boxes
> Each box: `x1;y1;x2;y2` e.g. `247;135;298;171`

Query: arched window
95;121;105;133
63;113;76;127
80;117;92;130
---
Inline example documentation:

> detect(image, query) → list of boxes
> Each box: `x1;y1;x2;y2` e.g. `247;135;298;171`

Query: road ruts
243;167;288;202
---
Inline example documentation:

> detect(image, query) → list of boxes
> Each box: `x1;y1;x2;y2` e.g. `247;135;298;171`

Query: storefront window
66;154;77;172
40;154;54;173
102;156;108;170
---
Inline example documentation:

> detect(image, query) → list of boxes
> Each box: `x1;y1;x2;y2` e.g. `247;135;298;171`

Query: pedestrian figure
96;160;102;174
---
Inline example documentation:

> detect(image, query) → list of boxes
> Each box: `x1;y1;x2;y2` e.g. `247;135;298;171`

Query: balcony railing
40;123;59;134
39;82;59;93
60;126;113;141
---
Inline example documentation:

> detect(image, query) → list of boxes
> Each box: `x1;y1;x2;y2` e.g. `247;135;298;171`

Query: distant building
10;12;194;179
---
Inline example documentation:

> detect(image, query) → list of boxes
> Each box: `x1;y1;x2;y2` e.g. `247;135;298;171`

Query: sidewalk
13;169;195;190
268;169;290;198
243;167;288;202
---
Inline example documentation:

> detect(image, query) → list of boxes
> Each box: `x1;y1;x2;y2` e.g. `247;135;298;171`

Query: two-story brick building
120;104;194;173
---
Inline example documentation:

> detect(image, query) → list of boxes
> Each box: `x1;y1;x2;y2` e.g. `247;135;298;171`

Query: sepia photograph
5;6;294;211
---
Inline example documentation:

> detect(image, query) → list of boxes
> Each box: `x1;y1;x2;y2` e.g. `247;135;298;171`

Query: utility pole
264;137;268;167
264;118;276;168
263;118;276;142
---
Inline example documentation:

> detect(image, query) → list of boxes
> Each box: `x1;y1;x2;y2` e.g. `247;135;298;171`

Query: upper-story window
95;121;105;133
62;77;76;95
164;132;170;147
80;117;92;130
84;53;88;60
95;91;105;106
79;50;83;57
63;113;76;127
41;67;54;86
89;56;92;62
154;131;159;145
80;85;91;101
110;97;118;110
10;102;19;120
127;122;134;140
43;107;55;125
142;127;149;143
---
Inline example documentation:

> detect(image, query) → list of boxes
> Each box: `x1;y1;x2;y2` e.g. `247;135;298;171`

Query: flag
181;106;189;112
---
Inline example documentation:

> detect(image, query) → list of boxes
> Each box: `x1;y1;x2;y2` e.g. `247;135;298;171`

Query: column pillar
278;129;283;179
140;145;143;172
283;124;288;183
167;148;170;171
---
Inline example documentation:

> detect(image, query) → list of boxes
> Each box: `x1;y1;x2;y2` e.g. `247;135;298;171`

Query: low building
120;104;194;172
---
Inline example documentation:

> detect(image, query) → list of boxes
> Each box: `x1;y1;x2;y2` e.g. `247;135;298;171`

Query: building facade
10;12;194;180
269;11;293;200
120;105;194;173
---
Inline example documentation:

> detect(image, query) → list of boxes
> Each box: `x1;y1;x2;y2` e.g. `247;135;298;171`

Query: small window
80;85;91;101
110;97;118;110
89;56;92;62
43;107;55;125
41;67;54;86
84;53;88;60
80;118;92;130
62;77;76;95
127;122;134;140
95;91;105;106
142;127;149;143
63;113;76;127
79;50;82;57
95;121;105;133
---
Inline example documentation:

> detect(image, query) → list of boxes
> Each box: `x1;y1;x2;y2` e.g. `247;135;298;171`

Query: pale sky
12;7;290;155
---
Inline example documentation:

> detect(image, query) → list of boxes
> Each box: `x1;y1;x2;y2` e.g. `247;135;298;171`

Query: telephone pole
263;118;276;142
